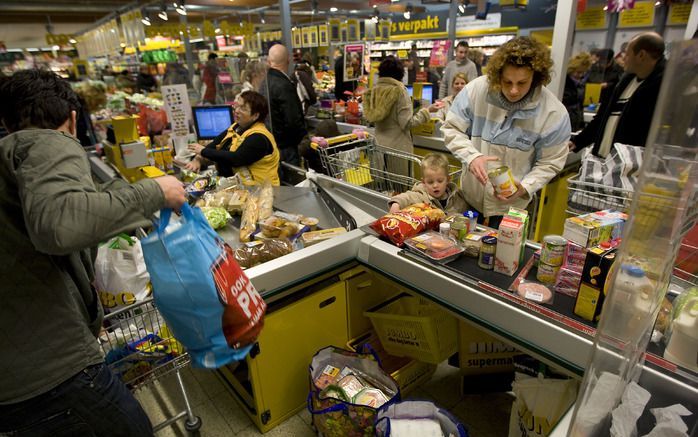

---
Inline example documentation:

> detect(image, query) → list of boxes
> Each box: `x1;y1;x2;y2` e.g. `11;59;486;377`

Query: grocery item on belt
233;239;294;268
478;236;497;270
197;189;249;214
300;227;348;247
300;216;320;230
517;281;554;304
536;261;561;284
200;207;231;230
370;203;445;247
494;217;525;276
488;166;518;197
541;235;567;266
239;192;260;242
259;215;305;239
404;231;464;263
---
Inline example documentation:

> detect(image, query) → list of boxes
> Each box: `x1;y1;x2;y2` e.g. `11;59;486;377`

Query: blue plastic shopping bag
141;203;266;368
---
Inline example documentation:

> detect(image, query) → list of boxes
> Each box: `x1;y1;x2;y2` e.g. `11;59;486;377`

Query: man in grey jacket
0;70;185;436
438;41;479;99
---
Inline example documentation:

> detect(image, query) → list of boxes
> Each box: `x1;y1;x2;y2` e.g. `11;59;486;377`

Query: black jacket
333;55;357;101
573;58;666;155
263;68;307;150
563;75;586;131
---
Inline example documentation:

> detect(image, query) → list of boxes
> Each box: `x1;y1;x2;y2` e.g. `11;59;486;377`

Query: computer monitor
421;84;433;103
405;85;413;97
192;105;233;140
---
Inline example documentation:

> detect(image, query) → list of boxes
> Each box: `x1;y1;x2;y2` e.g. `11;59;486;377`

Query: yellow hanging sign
576;5;608;30
668;3;692;25
618;1;655;28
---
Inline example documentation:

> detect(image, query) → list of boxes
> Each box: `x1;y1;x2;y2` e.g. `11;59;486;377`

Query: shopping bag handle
157;203;196;235
357;342;382;368
306;391;348;415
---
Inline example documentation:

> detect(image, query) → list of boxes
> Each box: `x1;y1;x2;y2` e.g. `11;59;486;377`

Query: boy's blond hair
420;153;450;176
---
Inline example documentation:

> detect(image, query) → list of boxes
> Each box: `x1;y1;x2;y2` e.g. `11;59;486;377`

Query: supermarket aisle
135;362;512;437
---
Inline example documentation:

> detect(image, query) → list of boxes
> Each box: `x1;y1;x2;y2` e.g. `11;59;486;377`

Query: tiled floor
135;362;514;436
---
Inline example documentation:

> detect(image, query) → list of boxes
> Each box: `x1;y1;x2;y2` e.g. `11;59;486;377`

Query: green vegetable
201;207;230;230
673;287;698;319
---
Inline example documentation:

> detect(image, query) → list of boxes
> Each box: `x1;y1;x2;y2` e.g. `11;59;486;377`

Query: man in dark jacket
264;43;307;168
0;70;185;436
569;33;665;158
333;52;357;101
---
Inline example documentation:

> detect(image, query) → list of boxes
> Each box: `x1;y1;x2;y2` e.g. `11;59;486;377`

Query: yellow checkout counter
208;171;696;435
306;116;585;243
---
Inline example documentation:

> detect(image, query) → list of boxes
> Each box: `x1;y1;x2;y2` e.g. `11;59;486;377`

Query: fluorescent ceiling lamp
69;38;77;44
458;3;465;13
215;27;221;33
330;7;338;12
350;9;358;13
158;9;168;20
52;45;60;50
141;16;151;26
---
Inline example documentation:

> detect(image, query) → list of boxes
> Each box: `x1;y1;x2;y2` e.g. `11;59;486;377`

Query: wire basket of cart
98;297;202;434
318;138;461;195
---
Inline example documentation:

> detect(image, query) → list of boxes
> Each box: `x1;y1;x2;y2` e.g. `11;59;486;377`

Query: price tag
525;291;545;302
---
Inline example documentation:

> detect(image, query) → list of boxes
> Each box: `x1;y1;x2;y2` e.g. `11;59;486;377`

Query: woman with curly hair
441;37;571;228
563;52;593;131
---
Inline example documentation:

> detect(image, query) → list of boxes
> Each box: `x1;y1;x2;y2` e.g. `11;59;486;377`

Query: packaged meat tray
404;231;464;263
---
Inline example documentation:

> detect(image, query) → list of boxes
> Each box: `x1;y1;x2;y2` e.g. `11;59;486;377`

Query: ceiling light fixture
311;0;318;15
175;0;187;15
603;5;608;10
260;12;265;24
371;10;380;23
330;7;338;12
69;38;77;44
158;3;168;20
654;0;661;5
458;1;465;14
403;4;413;19
141;9;152;26
350;9;358;13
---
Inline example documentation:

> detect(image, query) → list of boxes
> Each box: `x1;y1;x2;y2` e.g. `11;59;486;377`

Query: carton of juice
494;217;525;276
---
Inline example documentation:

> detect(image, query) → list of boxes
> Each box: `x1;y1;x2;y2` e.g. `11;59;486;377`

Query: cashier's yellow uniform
201;121;280;186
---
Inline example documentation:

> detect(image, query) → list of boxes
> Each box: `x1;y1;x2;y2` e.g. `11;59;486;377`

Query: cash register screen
193;105;233;140
405;85;433;103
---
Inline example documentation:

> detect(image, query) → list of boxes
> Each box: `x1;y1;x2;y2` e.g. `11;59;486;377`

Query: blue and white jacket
442;76;570;217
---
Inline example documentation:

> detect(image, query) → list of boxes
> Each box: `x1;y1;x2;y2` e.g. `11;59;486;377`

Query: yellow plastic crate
364;295;458;364
347;330;436;396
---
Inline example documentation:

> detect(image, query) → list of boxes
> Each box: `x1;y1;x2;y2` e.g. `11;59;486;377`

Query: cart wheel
185;416;202;433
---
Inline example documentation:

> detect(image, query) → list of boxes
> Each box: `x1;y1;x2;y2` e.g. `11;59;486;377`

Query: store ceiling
0;0;383;47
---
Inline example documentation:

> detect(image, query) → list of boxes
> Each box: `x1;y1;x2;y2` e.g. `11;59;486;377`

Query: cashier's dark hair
239;90;268;122
378;56;404;81
0;69;80;133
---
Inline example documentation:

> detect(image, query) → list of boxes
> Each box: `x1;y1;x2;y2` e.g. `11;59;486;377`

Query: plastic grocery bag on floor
307;346;400;437
508;373;578;437
375;400;469;437
95;234;151;313
141;203;266;368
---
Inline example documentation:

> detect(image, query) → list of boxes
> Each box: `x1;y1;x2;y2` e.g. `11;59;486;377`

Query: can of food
488;166;518;197
541;235;568;266
450;218;470;242
537;261;561;284
478;236;497;270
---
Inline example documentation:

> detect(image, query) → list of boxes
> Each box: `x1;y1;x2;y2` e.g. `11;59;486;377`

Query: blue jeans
0;363;153;437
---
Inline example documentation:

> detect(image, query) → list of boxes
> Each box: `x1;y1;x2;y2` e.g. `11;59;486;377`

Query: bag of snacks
308;346;400;437
370;203;445;247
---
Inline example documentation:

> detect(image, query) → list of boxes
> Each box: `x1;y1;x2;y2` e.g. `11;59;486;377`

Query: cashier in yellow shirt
186;91;280;186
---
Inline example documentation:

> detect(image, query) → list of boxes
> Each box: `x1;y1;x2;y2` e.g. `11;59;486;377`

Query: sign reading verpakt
390;11;449;37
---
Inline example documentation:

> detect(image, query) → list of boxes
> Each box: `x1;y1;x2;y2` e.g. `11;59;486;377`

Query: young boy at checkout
389;153;469;215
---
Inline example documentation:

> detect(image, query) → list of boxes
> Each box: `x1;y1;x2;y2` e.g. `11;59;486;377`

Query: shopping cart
318;138;461;195
566;175;634;215
98;298;202;434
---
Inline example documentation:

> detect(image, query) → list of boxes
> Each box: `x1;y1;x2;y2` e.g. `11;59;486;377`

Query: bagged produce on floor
95;234;151;313
141;203;266;368
375;400;469;437
308;346;400;437
371;203;445;247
